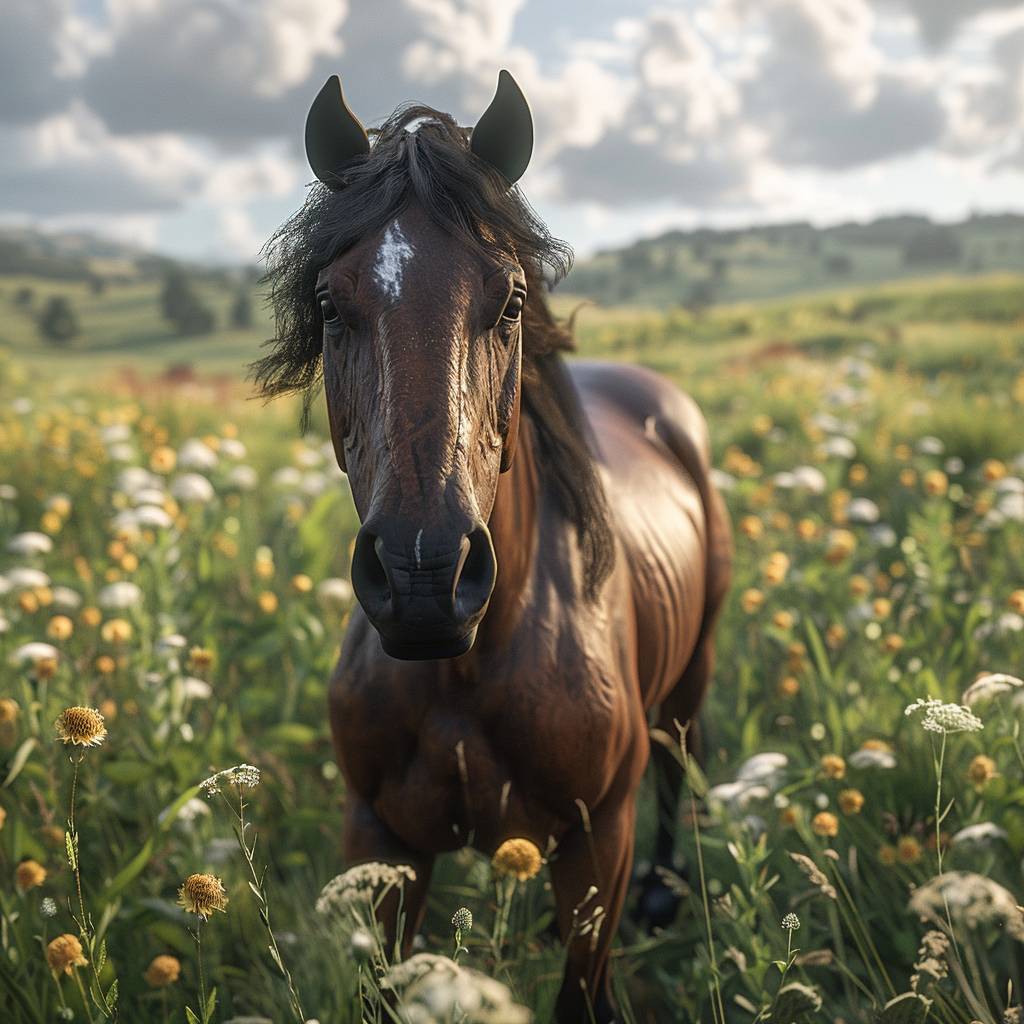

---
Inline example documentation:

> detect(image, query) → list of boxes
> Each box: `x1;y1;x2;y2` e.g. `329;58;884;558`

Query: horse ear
305;75;370;188
470;70;533;186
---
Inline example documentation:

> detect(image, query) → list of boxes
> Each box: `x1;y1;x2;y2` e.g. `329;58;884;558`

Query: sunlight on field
1;276;1023;1021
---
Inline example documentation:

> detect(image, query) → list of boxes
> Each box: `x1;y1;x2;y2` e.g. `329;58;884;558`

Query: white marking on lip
373;220;414;301
414;528;423;569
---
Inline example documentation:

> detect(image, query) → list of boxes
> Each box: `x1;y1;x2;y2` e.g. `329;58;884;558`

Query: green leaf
105;978;118;1012
65;830;78;871
103;760;155;785
185;1006;201;1024
104;837;153;902
3;738;37;788
203;985;217;1024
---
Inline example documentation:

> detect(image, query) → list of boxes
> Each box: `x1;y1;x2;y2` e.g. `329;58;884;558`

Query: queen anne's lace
199;763;261;794
904;698;983;734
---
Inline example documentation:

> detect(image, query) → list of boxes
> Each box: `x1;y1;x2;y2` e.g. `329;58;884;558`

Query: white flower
0;614;9;634
316;863;416;915
219;438;247;459
200;763;261;795
869;524;897;547
909;872;1024;940
849;748;897;770
847;498;880;524
5;567;50;590
178;439;218;470
781;913;800;931
792;466;827;494
709;468;736;492
737;752;788;787
181;677;213;700
301;471;329;497
171;473;215;504
0;483;18;500
823;436;856;459
294;446;323;468
157;634;188;652
917;436;945;455
134;505;174;529
10;642;59;665
962;673;1023;707
174;797;212;825
101;423;131;444
272;467;303;489
98;581;144;610
107;443;136;462
905;697;983;735
117;467;162;496
131;487;167;506
950;823;1008;847
7;532;53;556
316;577;354;608
226;465;259;491
51;586;82;610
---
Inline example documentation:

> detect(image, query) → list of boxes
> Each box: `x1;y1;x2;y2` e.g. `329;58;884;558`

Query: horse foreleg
549;795;636;1024
343;796;435;959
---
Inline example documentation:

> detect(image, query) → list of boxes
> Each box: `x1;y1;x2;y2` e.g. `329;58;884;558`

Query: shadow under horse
255;70;732;1023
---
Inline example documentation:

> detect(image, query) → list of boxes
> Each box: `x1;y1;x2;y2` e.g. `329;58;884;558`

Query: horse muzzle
350;522;497;660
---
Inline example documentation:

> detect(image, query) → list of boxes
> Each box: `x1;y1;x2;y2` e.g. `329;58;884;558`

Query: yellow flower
0;699;19;724
177;873;229;920
0;806;6;830
739;515;763;539
95;655;117;675
16;859;47;892
18;591;39;614
144;954;182;988
899;467;917;488
849;575;871;598
848;463;868;485
189;646;215;672
778;676;800;698
763;552;790;585
34;656;59;680
54;707;107;747
121;552;139;573
254;556;275;580
825;530;856;564
150;446;177;473
897;836;922;865
872;598;891;619
291;573;314;594
80;606;102;628
47;615;74;641
982;459;1006;482
1009;590;1024;615
779;806;800;828
46;934;88;976
740;588;765;614
257;592;278;614
40;511;63;534
772;610;795;630
878;844;897;866
820;755;846;780
101;618;132;644
967;754;998;789
492;838;543;881
811;812;839;838
796;518;818;541
882;634;904;654
825;624;847;649
923;470;948;496
838;789;864;815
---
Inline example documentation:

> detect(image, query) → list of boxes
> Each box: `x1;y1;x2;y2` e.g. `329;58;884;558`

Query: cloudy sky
4;0;1024;263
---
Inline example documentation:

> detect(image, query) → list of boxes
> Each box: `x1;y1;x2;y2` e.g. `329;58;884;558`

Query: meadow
1;272;1023;1023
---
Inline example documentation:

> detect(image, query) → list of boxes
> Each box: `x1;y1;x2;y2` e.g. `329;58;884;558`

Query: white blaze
373;220;414;301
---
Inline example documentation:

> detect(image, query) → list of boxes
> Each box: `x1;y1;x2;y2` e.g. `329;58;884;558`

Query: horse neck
478;413;540;646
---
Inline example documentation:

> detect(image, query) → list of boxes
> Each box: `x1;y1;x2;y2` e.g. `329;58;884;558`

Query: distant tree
38;295;80;346
88;274;107;296
160;267;216;336
824;253;853;275
902;226;963;267
684;277;717;314
710;256;729;281
14;286;34;307
229;288;253;329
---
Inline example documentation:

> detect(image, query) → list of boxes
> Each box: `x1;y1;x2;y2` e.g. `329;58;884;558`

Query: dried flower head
54;706;107;747
144;954;181;988
177;873;228;920
905;697;983;735
492;838;543;880
46;934;88;975
16;859;47;892
788;852;837;900
781;913;800;931
910;872;1024;940
40;897;57;918
452;907;473;933
199;763;261;795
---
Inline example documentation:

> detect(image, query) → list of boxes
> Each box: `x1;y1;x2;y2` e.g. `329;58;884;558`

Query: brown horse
256;71;731;1023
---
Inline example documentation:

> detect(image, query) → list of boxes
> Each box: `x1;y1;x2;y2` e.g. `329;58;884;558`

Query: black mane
253;102;613;596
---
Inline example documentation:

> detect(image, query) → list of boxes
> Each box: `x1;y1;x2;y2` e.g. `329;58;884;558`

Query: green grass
1;272;1023;1022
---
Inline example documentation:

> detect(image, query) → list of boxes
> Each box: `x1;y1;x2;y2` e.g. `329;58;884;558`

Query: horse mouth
378;627;477;661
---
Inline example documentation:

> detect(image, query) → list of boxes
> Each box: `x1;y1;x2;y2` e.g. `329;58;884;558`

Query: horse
255;70;732;1023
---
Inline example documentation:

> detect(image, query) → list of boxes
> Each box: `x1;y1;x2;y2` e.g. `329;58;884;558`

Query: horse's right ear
305;75;370;188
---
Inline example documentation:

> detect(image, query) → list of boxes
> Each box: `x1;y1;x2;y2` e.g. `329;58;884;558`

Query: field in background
1;272;1023;1021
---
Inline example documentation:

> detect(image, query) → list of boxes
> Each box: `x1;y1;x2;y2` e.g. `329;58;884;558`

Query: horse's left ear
471;70;533;186
305;75;370;188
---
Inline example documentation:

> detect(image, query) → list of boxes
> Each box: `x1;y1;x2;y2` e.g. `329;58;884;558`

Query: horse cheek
498;334;521;473
323;349;349;474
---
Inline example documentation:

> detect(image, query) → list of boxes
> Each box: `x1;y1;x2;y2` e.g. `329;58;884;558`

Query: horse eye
320;296;341;325
501;293;524;322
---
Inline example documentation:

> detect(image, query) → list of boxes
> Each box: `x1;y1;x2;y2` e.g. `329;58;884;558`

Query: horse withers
256;70;732;1023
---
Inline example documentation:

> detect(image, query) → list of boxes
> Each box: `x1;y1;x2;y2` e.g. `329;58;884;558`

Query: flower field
1;273;1023;1023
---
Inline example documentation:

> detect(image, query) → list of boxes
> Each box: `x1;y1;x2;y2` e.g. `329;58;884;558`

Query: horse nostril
351;528;390;612
453;526;497;620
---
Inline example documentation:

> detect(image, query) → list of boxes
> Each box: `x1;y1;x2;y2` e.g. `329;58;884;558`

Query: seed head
492;838;542;881
452;907;473;933
905;697;983;735
144;954;181;988
46;934;88;975
54;706;107;747
177;873;228;920
40;897;58;918
781;913;800;931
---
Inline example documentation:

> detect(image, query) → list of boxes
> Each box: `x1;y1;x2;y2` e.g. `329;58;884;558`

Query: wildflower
350;928;375;963
144;954;181;988
0;807;6;830
200;764;261;795
849;574;871;597
763;552;790;585
909;872;1024;940
779;807;800;827
150;446;177;473
47;615;74;640
820;755;846;780
10;642;59;668
897;837;922;865
825;529;856;563
781;913;800;931
838;789;864;815
40;897;57;917
492;838;543;880
911;930;949;991
452;906;473;933
7;532;54;556
950;823;1008;847
257;592;278;614
811;812;839;838
923;470;948;496
966;754;998;789
80;606;102;627
46;934;88;976
171;473;215;504
0;698;18;723
54;707;107;747
883;634;904;654
177;873;229;919
739;515;763;539
982;459;1007;482
16;859;47;891
1010;590;1024;615
905;697;983;734
188;646;215;671
316;577;354;609
825;624;846;649
741;588;765;613
316;863;416;914
962;672;1023;707
98;581;143;610
291;574;314;594
101;618;133;644
772;610;795;630
778;676;800;697
95;655;117;675
879;845;897;866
